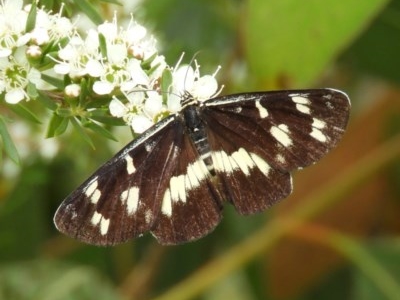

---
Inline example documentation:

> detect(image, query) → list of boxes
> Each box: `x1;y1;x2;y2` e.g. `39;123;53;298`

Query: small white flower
65;83;81;97
167;56;222;110
30;26;50;45
130;114;153;134
93;80;114;95
144;91;163;117
109;97;128;118
30;4;74;45
0;0;29;57
0;50;41;104
26;45;42;58
53;33;102;78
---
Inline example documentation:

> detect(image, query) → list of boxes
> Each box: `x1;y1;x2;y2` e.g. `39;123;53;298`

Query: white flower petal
85;59;104;77
144;93;162;117
107;44;127;65
5;88;25;104
130;115;153;134
109;98;128;117
126;59;149;86
53;63;70;75
167;93;182;113
65;84;81;97
93;80;114;95
98;22;118;40
174;65;194;92
0;48;12;57
192;75;218;100
126;91;145;105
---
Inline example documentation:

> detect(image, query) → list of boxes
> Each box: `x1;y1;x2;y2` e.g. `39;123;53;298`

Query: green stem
328;232;400;300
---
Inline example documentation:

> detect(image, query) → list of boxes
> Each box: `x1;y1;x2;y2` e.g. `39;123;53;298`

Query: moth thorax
180;91;198;108
183;106;215;175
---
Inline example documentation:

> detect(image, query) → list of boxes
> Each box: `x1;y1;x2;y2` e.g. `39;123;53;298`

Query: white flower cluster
0;0;222;135
0;0;74;104
109;57;221;133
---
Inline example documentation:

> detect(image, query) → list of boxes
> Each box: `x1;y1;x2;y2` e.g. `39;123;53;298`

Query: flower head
0;48;41;104
0;0;29;57
109;54;222;135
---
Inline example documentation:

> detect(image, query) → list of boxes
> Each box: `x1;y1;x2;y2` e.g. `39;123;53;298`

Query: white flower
0;49;41;104
108;53;223;135
65;83;81;97
55;14;165;97
29;4;74;46
0;0;29;57
167;57;222;111
130;114;153;133
109;90;165;134
53;33;102;78
109;97;128;118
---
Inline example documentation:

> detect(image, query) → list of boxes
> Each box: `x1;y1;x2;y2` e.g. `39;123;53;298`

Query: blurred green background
1;0;400;299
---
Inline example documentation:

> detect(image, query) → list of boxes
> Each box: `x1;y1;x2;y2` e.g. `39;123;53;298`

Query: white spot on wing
145;141;156;152
186;163;200;188
100;218;110;235
212;151;240;174
121;186;140;214
91;190;101;204
91;211;110;235
145;209;153;224
191;160;209;182
270;125;292;147
291;95;310;104
255;100;269;118
161;159;211;217
296;103;311;114
310;128;327;142
275;153;286;164
85;178;98;196
291;96;311;114
84;178;101;204
231;148;255;176
170;174;186;203
161;189;172;216
125;155;135;174
250;153;270;176
91;211;102;225
312;118;326;129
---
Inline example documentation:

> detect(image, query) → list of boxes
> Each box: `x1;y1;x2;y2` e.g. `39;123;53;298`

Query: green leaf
36;91;58;111
142;52;158;69
98;33;108;59
78;78;90;106
352;239;400;300
56;108;74;118
84;97;112;109
245;0;391;87
85;122;118;142
26;82;39;99
161;68;173;104
88;110;126;126
100;0;122;5
46;113;69;138
90;116;125;126
40;73;64;90
0;117;20;164
70;117;95;149
7;104;41;124
0;261;121;300
73;0;103;25
25;1;37;32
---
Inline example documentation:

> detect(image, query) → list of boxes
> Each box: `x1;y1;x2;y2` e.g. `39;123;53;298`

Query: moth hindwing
54;88;350;245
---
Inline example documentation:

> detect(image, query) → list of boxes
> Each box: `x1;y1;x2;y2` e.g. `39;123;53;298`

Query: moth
54;88;350;245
